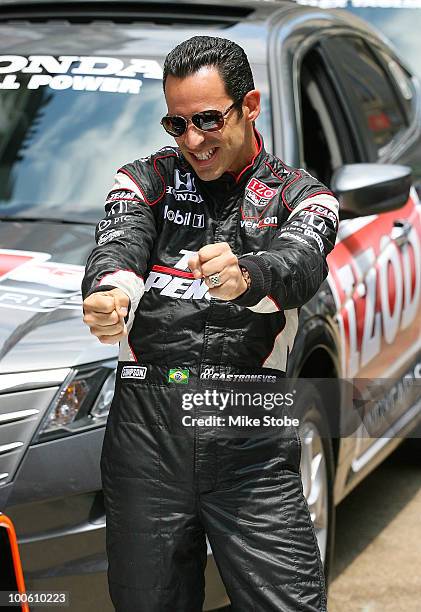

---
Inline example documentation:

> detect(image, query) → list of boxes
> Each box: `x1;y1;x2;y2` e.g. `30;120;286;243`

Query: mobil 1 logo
163;205;204;229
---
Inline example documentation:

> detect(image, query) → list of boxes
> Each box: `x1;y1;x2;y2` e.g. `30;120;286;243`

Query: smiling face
163;67;260;181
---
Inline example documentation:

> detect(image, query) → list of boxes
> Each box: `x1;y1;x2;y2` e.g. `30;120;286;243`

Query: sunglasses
161;102;237;137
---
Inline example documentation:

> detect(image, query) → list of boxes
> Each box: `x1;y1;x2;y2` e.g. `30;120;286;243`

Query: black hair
163;36;255;116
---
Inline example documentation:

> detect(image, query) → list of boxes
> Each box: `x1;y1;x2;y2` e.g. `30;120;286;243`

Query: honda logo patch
174;170;195;193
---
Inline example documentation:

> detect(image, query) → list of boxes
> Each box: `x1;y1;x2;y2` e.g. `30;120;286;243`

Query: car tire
294;384;336;590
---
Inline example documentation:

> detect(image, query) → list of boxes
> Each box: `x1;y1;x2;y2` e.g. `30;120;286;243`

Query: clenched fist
188;242;248;301
82;287;130;344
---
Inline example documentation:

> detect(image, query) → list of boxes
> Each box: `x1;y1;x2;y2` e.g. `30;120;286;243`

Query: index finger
197;243;228;264
188;254;202;279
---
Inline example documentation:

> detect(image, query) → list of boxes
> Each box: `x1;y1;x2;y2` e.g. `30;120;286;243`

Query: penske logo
144;250;210;301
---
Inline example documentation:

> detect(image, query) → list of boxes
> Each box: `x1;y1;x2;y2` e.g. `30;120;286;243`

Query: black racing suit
82;132;338;611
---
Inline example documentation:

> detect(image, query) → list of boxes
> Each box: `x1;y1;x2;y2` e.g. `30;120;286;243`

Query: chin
195;168;223;182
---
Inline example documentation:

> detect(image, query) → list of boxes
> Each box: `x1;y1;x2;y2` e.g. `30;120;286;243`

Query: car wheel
295;386;336;587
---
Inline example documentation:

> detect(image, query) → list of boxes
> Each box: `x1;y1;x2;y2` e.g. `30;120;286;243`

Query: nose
182;123;205;150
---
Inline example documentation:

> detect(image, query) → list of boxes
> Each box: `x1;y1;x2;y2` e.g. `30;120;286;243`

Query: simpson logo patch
168;368;189;384
245;178;278;208
121;366;147;379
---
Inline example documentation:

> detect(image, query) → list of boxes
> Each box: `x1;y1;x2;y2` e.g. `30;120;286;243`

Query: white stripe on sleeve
247;295;280;313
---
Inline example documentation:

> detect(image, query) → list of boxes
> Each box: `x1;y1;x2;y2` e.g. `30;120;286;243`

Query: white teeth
193;148;216;161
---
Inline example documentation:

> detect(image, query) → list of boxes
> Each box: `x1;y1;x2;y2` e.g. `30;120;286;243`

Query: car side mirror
330;163;412;219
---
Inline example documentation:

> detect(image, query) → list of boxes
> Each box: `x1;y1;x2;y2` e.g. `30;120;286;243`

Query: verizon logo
241;216;277;229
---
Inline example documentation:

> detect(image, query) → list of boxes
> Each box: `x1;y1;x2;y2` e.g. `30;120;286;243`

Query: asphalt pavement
328;439;421;612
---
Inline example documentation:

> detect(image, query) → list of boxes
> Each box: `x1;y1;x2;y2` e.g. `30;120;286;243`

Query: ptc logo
168;368;190;384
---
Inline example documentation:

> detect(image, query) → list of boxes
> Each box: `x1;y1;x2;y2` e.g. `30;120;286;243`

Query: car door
321;35;421;376
297;34;421;454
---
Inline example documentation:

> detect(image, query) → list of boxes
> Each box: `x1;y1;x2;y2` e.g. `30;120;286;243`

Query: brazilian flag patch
168;368;190;384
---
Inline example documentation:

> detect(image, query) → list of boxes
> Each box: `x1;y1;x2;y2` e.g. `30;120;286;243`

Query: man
82;36;338;611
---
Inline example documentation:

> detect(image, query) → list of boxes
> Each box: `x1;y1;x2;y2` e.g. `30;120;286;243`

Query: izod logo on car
168;368;190;384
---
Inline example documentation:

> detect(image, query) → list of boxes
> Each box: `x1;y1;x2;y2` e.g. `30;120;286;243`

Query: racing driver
82;36;338;612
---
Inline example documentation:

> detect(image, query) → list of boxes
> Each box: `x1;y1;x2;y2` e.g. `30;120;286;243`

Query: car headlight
34;360;117;443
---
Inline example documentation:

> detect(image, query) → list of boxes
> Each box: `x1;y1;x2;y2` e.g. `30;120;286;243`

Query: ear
243;89;261;123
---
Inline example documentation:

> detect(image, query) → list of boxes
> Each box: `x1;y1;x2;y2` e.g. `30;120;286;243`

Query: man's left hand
188;243;248;300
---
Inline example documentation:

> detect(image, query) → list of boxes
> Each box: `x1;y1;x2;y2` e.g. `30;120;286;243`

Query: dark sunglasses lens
193;111;224;132
162;116;187;136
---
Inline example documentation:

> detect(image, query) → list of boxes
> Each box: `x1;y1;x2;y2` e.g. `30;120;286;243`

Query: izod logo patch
168;368;189;384
245;178;278;208
121;366;147;379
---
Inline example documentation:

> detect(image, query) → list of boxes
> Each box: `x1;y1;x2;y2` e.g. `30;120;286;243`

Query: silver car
0;1;420;610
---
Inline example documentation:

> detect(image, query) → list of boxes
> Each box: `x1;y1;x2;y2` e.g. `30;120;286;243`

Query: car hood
0;220;117;374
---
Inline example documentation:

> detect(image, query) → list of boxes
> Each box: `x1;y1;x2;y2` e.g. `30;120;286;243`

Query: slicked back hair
163;36;255;117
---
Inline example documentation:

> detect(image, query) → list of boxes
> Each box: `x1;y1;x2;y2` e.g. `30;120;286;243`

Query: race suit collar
225;128;263;185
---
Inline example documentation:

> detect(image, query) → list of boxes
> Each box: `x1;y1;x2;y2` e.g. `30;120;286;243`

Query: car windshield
0;54;272;223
